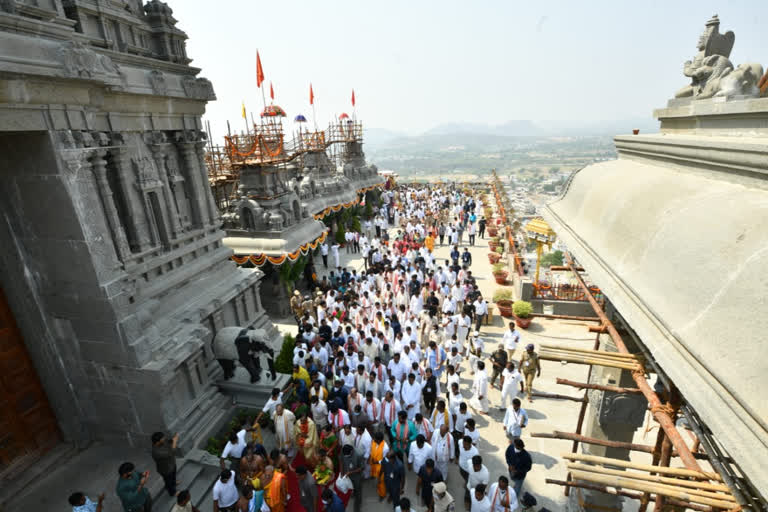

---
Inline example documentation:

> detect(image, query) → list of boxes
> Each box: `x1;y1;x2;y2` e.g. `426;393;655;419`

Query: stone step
176;390;232;455
151;459;203;512
189;465;222;509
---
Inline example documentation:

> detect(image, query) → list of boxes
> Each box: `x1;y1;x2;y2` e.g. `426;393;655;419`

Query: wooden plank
562;453;722;481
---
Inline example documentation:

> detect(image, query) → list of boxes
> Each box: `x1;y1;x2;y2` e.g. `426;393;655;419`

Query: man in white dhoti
431;424;455;481
499;361;523;409
400;373;423;420
470;361;489;414
273;404;296;456
354;425;373;477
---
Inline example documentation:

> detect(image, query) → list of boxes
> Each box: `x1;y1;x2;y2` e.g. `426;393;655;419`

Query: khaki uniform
520;351;541;399
290;294;303;317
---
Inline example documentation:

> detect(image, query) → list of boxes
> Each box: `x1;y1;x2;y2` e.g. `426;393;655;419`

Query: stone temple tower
0;0;280;460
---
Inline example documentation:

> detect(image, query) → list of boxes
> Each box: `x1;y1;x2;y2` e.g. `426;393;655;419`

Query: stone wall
0;0;280;447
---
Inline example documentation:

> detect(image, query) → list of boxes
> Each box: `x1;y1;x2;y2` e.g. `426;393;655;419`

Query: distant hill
417;119;659;138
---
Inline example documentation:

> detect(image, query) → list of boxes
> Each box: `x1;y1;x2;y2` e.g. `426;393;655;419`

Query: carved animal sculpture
212;326;275;383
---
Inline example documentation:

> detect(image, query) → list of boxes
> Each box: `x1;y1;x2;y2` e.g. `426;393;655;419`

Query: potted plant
512;300;533;329
488;251;501;264
492;262;508;285
488;236;500;251
493;288;515;317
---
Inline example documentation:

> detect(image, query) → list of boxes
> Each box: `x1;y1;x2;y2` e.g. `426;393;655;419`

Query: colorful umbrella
261;105;287;117
294;114;307;122
338;113;350;120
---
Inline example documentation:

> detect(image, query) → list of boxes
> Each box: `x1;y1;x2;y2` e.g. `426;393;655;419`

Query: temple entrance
0;287;59;477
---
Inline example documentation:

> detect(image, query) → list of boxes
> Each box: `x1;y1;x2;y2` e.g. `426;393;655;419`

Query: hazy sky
171;1;767;140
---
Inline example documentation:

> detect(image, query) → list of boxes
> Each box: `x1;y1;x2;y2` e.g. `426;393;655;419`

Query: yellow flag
241;101;246;119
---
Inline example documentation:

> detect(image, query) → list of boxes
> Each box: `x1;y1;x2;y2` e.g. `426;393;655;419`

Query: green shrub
335;227;346;245
493;288;514;303
495;246;504;255
513;300;533;318
541;250;564;267
492;262;506;274
275;333;295;374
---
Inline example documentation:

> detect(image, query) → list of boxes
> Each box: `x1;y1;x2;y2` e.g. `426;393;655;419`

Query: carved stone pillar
194;138;220;224
108;144;151;252
175;136;209;228
148;143;182;238
90;149;131;261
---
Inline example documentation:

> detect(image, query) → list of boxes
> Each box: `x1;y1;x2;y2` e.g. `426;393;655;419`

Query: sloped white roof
543;158;768;497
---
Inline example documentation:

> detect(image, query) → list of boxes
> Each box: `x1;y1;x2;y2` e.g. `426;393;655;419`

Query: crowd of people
85;184;540;512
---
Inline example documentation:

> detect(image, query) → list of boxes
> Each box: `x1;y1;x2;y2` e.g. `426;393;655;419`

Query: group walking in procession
98;183;540;512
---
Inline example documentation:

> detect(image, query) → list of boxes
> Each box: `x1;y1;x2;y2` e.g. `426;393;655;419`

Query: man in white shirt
488;476;518;512
430;400;454;433
400;373;422;420
466;456;490;503
469;485;491;512
473;297;488;332
502;322;521;360
502;398;529;441
387;353;408;381
220;428;247;461
321;242;329;268
385;375;402;399
499;361;523;409
311;396;329;430
407;435;433;475
212;469;239;512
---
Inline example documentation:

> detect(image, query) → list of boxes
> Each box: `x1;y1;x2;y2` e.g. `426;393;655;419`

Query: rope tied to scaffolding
650;403;677;421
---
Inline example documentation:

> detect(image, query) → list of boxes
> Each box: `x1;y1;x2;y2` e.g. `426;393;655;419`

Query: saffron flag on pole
352;89;355;107
241;101;246;119
256;51;265;88
310;83;314;105
270;82;274;100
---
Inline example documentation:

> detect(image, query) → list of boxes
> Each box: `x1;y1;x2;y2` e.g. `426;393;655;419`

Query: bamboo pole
541;345;641;360
562;453;722;481
546;479;714;512
529;312;601;322
537;431;656;453
565;255;702;472
538;353;640;371
539;347;640;362
530;392;586;403
556;378;642;394
568;469;735;508
539;353;640;370
565;463;732;493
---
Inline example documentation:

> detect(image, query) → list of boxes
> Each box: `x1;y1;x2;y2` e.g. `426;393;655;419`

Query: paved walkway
272;228;617;512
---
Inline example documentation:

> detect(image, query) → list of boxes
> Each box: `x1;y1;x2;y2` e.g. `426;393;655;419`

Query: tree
540;250;564;267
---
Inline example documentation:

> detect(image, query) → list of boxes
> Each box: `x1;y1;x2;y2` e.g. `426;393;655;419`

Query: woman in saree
319;423;339;470
293;410;319;468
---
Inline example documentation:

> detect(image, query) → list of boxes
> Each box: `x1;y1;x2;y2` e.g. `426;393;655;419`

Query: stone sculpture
212;327;275;383
676;15;763;99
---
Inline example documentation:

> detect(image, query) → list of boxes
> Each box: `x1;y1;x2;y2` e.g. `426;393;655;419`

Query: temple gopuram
205;109;384;315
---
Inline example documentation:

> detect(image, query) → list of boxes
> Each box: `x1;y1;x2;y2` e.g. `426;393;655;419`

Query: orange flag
256;51;265;88
352;89;355;107
310;83;314;105
270;82;274;100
